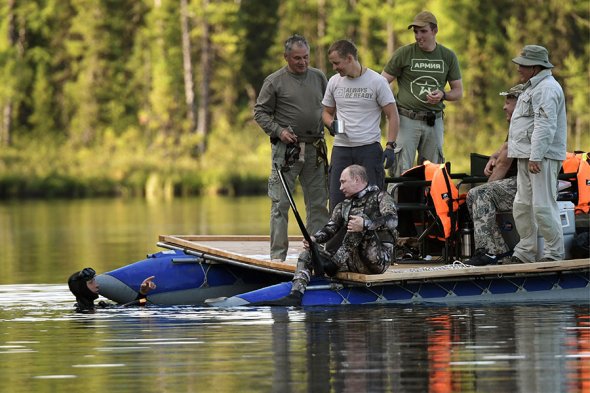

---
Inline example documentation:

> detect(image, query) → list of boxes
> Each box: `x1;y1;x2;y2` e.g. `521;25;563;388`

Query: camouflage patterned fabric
291;185;397;294
466;176;517;255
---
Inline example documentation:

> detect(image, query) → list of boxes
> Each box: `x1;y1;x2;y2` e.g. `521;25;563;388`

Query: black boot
465;249;499;266
250;291;303;306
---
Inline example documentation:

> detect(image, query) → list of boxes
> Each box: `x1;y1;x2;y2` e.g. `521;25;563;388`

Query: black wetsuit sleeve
121;293;148;307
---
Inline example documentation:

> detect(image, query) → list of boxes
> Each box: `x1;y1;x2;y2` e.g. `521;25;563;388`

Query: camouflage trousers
466;177;517;255
291;231;393;294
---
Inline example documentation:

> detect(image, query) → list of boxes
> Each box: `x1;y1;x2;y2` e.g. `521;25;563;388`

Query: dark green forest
0;0;588;198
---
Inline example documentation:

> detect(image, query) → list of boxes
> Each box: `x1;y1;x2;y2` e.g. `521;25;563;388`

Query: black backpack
571;231;589;259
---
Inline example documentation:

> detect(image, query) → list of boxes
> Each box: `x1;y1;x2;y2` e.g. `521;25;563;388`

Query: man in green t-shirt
382;11;463;177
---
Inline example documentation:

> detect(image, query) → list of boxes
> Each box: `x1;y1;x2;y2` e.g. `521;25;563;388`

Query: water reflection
274;304;588;393
0;284;587;393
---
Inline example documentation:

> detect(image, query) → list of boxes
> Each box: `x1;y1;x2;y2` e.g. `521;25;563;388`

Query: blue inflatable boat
95;235;590;307
207;264;590;307
96;235;300;305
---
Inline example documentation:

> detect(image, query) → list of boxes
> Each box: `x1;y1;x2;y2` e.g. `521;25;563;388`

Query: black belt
270;135;323;145
397;106;443;121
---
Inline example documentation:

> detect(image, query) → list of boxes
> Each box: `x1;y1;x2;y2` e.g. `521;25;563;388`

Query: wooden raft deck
158;235;590;285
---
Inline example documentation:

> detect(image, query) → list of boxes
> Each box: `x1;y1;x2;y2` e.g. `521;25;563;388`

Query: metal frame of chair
387;162;470;263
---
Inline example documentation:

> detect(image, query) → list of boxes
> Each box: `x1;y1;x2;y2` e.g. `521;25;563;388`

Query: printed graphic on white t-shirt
334;87;375;100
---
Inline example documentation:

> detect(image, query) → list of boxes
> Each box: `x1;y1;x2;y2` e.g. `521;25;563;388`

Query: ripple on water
0;284;587;393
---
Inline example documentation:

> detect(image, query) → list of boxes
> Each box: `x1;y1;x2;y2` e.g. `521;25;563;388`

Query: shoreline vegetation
0;126;487;200
0;1;587;200
0;129;272;199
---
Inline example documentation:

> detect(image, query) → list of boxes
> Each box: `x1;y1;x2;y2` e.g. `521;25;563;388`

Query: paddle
274;163;324;276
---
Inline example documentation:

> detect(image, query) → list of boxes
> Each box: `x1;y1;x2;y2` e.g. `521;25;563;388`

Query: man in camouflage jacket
270;165;397;305
465;84;523;266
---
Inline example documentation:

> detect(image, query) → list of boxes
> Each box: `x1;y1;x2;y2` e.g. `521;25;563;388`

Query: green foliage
237;0;280;102
0;0;587;197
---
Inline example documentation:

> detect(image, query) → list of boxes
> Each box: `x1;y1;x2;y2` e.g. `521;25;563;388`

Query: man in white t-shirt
322;39;400;212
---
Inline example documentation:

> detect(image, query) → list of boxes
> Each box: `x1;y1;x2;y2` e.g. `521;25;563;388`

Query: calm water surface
0;197;588;393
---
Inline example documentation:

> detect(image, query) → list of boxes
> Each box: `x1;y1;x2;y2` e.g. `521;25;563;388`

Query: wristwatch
386;141;397;149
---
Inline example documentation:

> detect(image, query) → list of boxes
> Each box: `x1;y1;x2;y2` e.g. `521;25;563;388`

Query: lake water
0;197;588;393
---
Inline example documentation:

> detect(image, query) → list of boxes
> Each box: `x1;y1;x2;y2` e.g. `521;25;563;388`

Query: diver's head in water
67;267;99;312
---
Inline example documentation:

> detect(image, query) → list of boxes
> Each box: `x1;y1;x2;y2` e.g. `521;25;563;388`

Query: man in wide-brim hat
506;45;567;264
511;45;554;68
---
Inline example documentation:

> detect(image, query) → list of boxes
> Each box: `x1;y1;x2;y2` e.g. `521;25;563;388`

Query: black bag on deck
571;231;589;259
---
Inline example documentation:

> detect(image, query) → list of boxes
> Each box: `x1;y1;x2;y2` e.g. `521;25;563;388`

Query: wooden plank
160;235;298;273
160;234;305;263
158;235;589;285
339;258;590;283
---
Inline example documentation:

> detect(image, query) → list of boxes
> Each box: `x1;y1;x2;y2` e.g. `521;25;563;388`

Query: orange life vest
562;152;581;174
562;152;590;214
427;162;464;239
401;161;464;239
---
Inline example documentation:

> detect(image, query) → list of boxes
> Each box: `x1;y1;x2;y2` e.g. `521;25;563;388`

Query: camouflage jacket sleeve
363;191;398;231
313;202;345;243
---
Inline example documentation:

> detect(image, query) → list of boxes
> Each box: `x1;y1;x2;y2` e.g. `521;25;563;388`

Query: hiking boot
498;256;513;265
465;249;499;266
503;255;525;265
